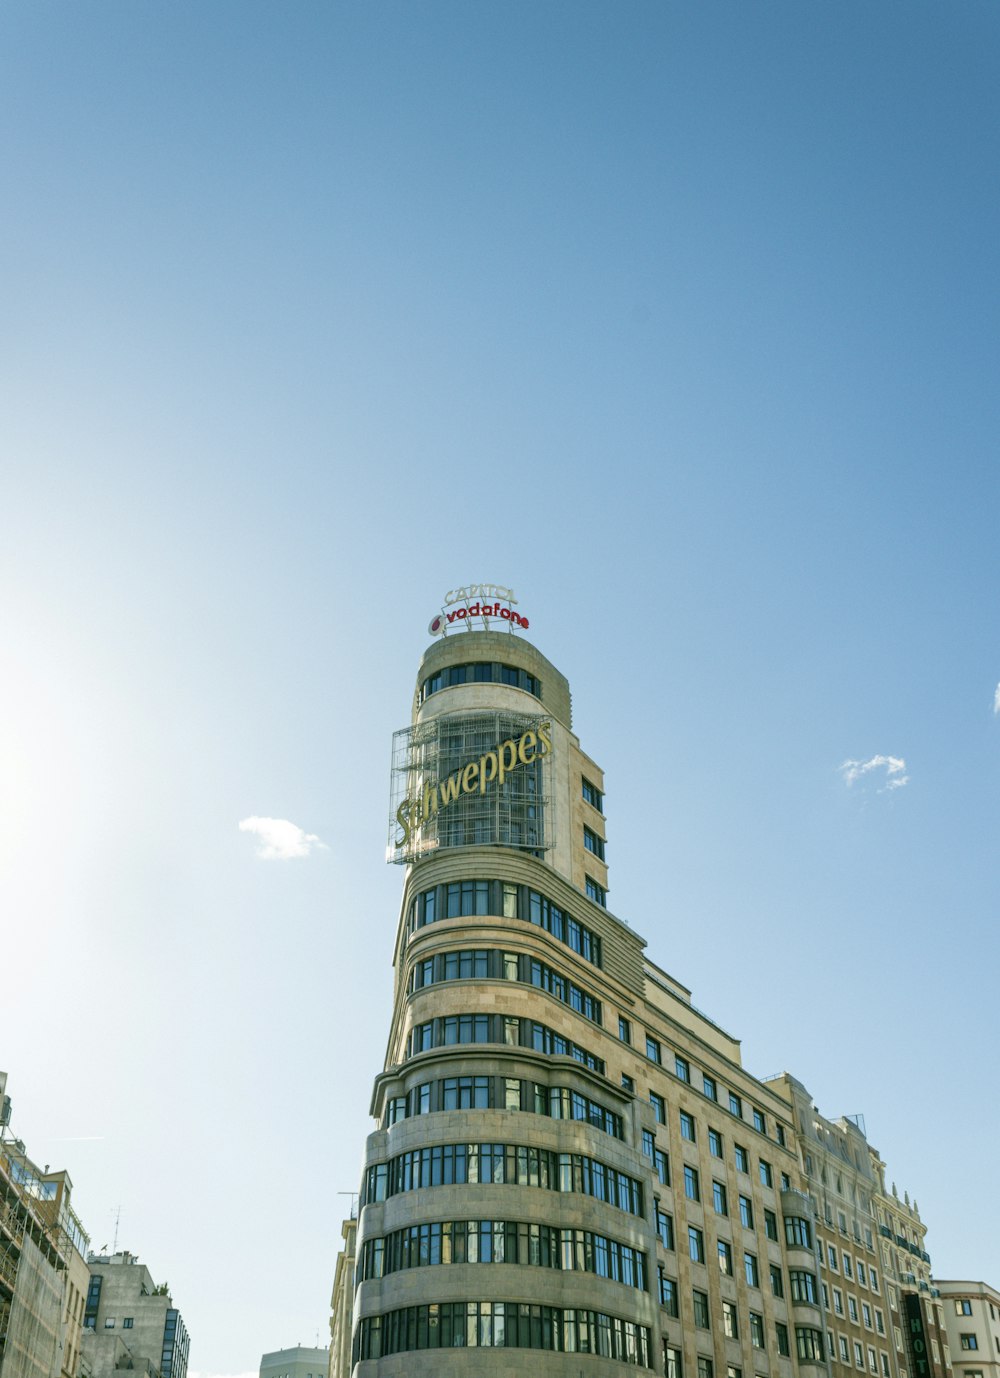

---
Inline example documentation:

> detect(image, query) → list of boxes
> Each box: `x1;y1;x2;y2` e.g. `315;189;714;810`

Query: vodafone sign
428;584;529;636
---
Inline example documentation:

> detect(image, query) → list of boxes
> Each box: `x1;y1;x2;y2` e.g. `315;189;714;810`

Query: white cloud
993;683;1000;715
189;1369;258;1378
840;755;909;792
238;816;326;859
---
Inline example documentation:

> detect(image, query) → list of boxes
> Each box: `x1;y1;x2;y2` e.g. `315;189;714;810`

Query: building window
650;1092;666;1124
689;1227;705;1264
828;1244;838;1270
675;1055;690;1083
665;1347;683;1378
961;1336;979;1351
104;1320;115;1329
718;1240;733;1275
703;1075;717;1101
764;1209;778;1241
735;1144;749;1173
759;1160;773;1188
709;1129;723;1158
776;1124;786;1147
621;1074;635;1093
585;875;607;907
770;1264;784;1297
745;1252;759;1287
843;1253;853;1278
739;1195;754;1229
797;1329;825;1363
713;1181;728;1215
642;1130;656;1159
863;1303;872;1330
750;1313;765;1349
123;1320;133;1330
956;1301;973;1316
848;1296;859;1323
680;1112;696;1142
729;1092;743;1118
698;1360;713;1378
753;1108;766;1134
785;1216;813;1249
654;1150;669;1186
582;778;604;811
619;1016;631;1044
583;826;605;860
656;1207;675;1250
684;1165;700;1201
840;1337;851;1363
776;1324;790;1358
791;1271;819;1306
834;1289;844;1316
693;1290;710;1328
723;1302;739;1339
659;1271;679;1317
646;1035;661;1063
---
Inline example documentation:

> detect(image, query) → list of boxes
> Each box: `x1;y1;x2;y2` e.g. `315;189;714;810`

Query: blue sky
2;2;998;1371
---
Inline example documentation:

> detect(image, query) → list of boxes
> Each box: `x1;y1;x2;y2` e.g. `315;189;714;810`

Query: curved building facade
340;622;936;1378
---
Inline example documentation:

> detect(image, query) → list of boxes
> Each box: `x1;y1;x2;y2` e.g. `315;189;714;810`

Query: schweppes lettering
395;722;551;850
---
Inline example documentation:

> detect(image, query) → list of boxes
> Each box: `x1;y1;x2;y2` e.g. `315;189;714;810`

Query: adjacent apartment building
81;1251;189;1378
330;614;957;1378
0;1072;90;1378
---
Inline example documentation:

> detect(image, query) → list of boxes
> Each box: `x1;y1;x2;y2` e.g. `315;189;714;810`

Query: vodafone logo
428;586;528;637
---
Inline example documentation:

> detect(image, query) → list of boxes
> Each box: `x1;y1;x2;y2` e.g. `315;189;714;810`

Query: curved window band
383;1075;623;1139
406;1013;604;1074
354;1300;652;1367
410;947;602;1026
361;1141;644;1217
420;662;542;704
356;1218;648;1292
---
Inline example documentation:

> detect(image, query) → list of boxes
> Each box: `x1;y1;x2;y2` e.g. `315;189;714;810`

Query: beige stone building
935;1281;1000;1378
80;1251;189;1378
0;1072;90;1378
333;621;950;1378
260;1344;329;1378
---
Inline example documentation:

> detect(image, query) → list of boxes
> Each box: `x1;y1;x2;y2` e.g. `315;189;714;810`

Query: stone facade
333;628;947;1378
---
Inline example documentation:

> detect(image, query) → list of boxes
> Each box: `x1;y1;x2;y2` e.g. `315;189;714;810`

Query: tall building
335;610;946;1378
81;1252;189;1378
935;1281;1000;1378
260;1344;329;1378
0;1072;90;1378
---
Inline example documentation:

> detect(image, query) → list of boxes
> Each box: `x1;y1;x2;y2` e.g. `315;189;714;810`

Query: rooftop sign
428;584;529;637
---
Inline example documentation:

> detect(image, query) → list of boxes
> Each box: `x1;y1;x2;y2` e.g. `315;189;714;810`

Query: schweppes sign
393;721;551;853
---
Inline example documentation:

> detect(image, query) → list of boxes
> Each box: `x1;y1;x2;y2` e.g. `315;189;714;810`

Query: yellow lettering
479;751;498;792
395;799;412;849
536;721;552;756
421;780;439;821
439;773;462;806
462;762;479;793
518;730;537;764
498;737;518;785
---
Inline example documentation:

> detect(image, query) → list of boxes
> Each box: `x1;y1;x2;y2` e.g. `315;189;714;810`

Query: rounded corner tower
337;595;901;1378
353;605;660;1376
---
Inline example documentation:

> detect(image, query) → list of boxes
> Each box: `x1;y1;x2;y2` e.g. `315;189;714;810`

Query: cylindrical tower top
414;630;571;729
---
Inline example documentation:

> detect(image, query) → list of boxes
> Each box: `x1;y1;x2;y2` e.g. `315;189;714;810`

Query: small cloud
840;755;909;793
993;683;1000;715
238;816;326;860
190;1370;257;1378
